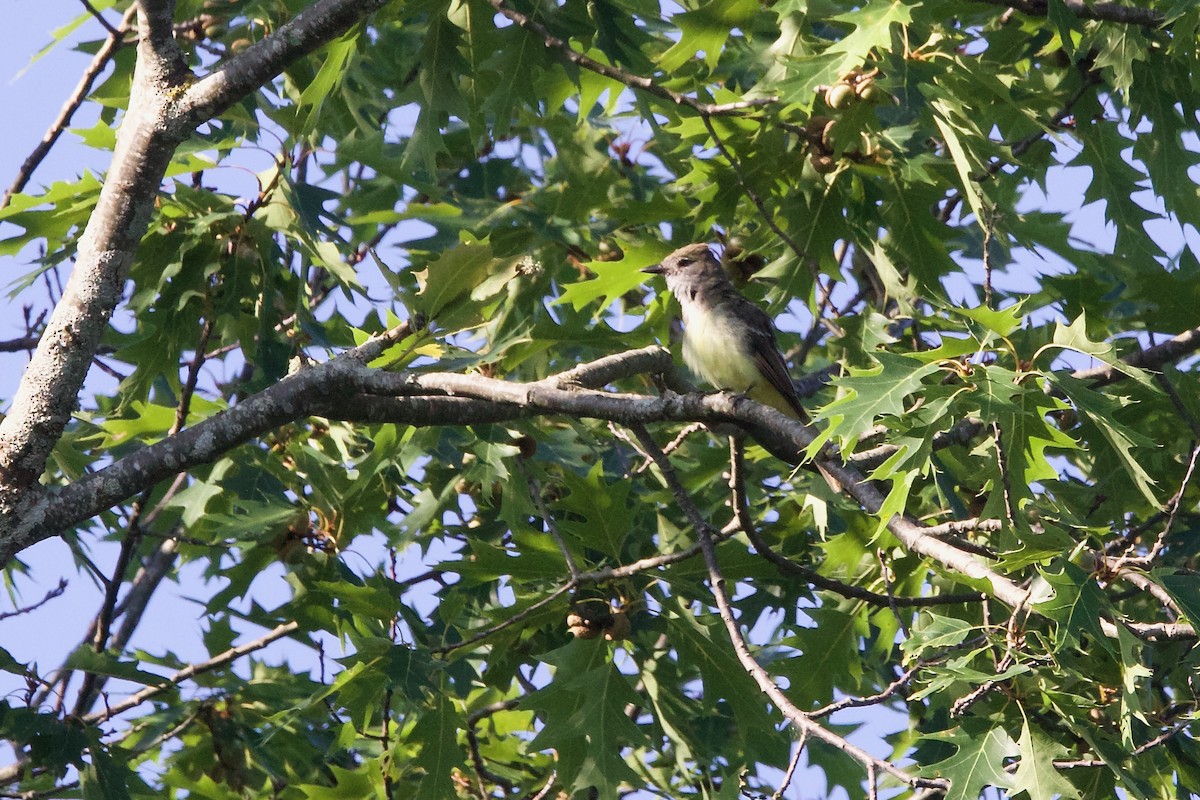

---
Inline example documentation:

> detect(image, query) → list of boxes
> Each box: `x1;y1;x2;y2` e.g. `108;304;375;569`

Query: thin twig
1115;442;1200;567
520;462;579;579
0;578;67;621
769;732;808;800
810;665;922;720
968;0;1163;27
700;115;814;279
878;548;910;637
526;772;558;800
431;585;574;656
466;700;520;795
78;0;121;36
1051;721;1190;769
81;621;300;725
431;528;743;657
1;5;137;207
1106;567;1182;620
632;425;946;792
381;687;396;800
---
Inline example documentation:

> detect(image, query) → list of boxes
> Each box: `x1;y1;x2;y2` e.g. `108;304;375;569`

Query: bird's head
642;243;723;289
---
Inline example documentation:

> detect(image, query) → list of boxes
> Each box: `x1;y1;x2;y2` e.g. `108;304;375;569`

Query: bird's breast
680;305;762;394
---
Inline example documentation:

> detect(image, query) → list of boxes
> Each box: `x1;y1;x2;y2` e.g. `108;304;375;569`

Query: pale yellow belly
681;306;797;417
681;308;760;393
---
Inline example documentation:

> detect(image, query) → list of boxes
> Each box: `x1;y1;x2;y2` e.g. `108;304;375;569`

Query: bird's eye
678;257;693;266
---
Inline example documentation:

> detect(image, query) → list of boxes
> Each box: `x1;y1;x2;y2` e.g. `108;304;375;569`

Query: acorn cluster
823;67;886;109
802;67;894;174
566;603;631;641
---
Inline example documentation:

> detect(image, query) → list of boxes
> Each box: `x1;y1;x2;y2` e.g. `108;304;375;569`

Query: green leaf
659;0;759;72
296;764;380;798
296;30;360;133
921;723;1018;800
779;607;862;704
409;691;463;800
1047;372;1159;506
398;10;469;182
1157;572;1200;628
1092;25;1148;97
1073;120;1159;267
1033;560;1113;654
523;640;644;796
80;729;133;800
1009;718;1080;800
812;352;941;453
63;647;170;688
559;240;669;312
827;0;912;70
931;103;987;226
555;463;638;558
667;601;788;763
902;613;975;660
413;236;511;325
953;303;1023;340
1045;0;1082;57
1042;314;1154;388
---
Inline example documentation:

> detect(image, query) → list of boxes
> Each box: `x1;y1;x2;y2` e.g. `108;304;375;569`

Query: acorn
856;79;882;103
825;83;855;110
803;115;832;143
821;118;839;149
603;611;631;641
514;434;537;459
810;154;837;174
566;612;601;640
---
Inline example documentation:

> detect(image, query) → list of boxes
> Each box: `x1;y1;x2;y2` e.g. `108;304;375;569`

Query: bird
642;243;811;420
643;243;840;491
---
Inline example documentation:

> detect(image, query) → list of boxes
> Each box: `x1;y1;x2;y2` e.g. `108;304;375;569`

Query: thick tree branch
2;324;416;566
7;343;1193;642
0;4;191;507
176;0;390;124
0;0;395;563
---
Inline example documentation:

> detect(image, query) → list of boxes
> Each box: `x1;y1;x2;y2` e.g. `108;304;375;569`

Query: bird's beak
642;264;665;275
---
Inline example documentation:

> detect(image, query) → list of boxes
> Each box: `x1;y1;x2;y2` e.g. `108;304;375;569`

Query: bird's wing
736;297;807;419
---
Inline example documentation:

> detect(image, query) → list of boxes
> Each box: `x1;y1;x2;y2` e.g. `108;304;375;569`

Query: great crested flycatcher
642;243;811;420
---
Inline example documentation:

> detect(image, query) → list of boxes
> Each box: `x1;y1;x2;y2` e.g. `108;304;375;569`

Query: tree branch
730;437;986;609
631;424;947;793
83;620;300;725
176;0;390;124
8;341;1193;642
2;323;416;565
0;0;397;564
0;578;67;621
1074;325;1200;386
0;621;301;786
